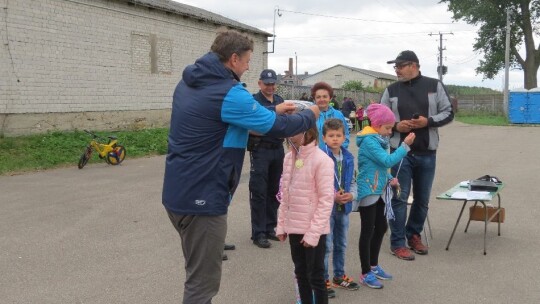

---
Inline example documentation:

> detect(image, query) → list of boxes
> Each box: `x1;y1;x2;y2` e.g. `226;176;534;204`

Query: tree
441;0;540;89
341;80;384;93
342;80;365;91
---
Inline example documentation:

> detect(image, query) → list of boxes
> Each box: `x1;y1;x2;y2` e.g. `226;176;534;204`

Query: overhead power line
277;30;473;41
278;8;456;25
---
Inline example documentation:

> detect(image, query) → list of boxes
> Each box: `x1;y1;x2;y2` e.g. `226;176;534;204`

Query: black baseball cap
387;50;419;64
259;69;277;84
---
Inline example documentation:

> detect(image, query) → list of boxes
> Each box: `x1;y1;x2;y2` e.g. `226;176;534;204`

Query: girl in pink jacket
276;126;335;304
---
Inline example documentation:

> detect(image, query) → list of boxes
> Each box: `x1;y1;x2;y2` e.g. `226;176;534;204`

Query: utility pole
429;32;453;82
503;7;511;117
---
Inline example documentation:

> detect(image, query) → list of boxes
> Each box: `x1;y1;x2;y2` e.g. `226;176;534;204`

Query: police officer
248;69;284;248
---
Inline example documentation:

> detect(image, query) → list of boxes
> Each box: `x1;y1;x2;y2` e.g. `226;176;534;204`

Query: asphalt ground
2;121;540;303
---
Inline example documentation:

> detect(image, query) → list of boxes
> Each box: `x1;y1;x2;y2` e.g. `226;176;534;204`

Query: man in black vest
381;50;454;261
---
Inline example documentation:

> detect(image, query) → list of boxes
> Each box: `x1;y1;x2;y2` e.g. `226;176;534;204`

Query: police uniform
248;90;285;245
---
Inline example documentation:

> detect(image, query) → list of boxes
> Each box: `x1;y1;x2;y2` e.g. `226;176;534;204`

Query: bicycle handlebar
83;130;117;142
83;130;99;139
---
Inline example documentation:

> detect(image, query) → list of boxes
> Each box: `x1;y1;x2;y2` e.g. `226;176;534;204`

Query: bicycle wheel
106;145;126;165
78;147;92;169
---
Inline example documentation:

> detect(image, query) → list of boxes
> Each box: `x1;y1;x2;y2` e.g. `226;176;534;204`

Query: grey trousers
167;210;227;304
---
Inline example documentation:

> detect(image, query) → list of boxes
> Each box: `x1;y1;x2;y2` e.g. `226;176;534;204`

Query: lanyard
325;145;343;191
335;159;343;191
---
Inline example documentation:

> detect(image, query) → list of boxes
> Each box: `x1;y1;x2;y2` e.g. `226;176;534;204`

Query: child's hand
334;190;351;204
277;234;287;242
390;178;399;187
403;132;415;146
301;239;315;248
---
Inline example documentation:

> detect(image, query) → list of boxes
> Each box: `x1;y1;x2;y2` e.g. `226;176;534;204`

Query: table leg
497;193;502;236
481;201;487;255
446;200;467;251
464;201;479;233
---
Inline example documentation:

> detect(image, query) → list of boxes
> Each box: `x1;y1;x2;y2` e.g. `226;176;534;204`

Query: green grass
454;111;509;126
0;111;513;175
0;128;169;175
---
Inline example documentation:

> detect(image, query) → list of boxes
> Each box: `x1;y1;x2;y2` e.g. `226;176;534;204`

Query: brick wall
0;0;268;135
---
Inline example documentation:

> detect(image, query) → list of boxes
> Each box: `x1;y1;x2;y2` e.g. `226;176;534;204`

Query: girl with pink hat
354;104;415;289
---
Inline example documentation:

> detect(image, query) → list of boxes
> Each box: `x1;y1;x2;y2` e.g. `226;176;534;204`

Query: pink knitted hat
367;104;395;127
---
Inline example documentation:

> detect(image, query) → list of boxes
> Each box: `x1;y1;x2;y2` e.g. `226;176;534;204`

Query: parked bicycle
78;130;126;169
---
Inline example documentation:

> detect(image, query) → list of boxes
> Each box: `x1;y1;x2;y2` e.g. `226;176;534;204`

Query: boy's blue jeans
389;153;436;249
324;208;349;280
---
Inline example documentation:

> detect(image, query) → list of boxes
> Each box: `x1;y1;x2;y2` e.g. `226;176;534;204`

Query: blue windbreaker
162;52;315;215
322;145;356;215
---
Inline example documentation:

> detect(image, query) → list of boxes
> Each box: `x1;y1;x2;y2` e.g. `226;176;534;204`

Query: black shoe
266;233;280;241
222;253;228;261
253;236;271;248
224;243;236;251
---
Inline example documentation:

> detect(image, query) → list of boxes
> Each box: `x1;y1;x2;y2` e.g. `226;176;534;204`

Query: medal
295;159;304;168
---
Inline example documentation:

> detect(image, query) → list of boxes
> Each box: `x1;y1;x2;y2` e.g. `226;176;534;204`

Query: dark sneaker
222;253;228;261
408;234;428;255
224;243;236;251
266;232;280;241
332;274;359;290
253;236;271;248
325;280;336;298
391;247;415;260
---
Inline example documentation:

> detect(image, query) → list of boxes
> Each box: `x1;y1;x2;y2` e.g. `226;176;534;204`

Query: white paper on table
451;191;492;200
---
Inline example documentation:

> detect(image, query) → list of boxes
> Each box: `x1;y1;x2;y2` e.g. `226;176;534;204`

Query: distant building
0;0;271;136
278;58;310;85
302;64;396;89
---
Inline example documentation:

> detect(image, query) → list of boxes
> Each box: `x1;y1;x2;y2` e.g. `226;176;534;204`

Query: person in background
248;69;285;249
300;92;309;101
312;82;350;150
321;118;359;298
381;50;453;261
355;104;415;288
341;97;357;119
276;126;334;304
162;29;320;303
329;96;340;110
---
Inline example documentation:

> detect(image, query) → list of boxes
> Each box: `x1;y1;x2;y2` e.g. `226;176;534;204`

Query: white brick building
0;0;271;136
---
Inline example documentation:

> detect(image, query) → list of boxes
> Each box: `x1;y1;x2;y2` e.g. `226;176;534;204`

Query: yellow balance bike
78;130;126;169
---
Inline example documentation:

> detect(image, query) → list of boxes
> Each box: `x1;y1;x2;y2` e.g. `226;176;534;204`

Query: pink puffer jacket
276;141;334;247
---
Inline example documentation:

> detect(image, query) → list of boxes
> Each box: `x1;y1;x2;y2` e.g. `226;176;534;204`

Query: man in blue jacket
162;30;320;304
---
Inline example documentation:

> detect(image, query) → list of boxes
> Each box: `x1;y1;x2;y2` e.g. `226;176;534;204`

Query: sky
177;0;537;91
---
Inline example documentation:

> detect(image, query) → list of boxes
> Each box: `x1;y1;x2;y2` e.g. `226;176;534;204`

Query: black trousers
289;234;328;304
249;147;284;239
358;198;388;274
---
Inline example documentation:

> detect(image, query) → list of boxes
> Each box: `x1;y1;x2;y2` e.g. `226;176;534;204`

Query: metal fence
277;84;381;106
277;84;504;114
454;94;504;113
